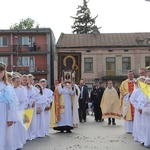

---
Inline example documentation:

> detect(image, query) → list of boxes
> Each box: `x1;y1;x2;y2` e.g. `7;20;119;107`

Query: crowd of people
1;61;150;150
78;67;150;148
89;68;150;148
0;63;54;150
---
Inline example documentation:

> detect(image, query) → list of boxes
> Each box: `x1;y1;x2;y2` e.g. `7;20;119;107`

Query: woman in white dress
12;75;28;149
21;75;36;140
130;76;146;143
0;62;18;150
34;84;48;137
137;78;150;147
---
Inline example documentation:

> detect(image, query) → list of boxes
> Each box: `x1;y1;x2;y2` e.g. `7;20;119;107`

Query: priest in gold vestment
101;80;121;125
119;71;135;133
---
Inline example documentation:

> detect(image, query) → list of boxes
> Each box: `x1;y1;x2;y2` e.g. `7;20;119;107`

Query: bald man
78;79;89;122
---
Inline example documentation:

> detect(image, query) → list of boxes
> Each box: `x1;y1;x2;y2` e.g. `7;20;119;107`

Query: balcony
7;64;49;75
0;44;49;54
101;69;138;80
12;44;48;53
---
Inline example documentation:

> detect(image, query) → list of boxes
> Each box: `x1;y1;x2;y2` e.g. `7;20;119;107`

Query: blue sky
1;0;150;40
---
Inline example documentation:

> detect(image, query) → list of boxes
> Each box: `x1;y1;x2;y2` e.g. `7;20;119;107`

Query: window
124;50;128;52
106;57;115;63
18;37;34;46
122;57;131;70
0;37;7;46
22;37;29;45
106;57;116;76
18;56;35;67
145;57;150;67
0;57;8;65
108;50;113;52
84;57;93;72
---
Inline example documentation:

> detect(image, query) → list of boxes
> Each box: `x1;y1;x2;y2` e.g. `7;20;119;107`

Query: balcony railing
12;44;48;52
0;44;48;52
102;69;138;77
7;64;49;74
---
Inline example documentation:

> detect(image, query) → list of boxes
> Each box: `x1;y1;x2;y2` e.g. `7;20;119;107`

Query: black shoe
112;123;116;125
108;122;111;125
95;120;98;122
60;130;64;133
83;120;86;122
79;120;82;123
66;130;72;133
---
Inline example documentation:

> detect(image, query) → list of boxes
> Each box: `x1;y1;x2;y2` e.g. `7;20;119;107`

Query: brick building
0;28;55;86
55;32;150;88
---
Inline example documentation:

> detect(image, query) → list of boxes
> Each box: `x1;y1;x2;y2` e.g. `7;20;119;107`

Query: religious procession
1;61;150;150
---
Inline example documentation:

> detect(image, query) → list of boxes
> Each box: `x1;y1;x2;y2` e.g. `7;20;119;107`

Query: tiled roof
56;32;150;48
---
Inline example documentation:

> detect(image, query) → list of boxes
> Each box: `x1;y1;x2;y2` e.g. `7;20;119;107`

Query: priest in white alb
120;71;136;133
50;74;79;133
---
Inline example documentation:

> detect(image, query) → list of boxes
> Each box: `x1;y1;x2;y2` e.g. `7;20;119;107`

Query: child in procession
39;78;54;136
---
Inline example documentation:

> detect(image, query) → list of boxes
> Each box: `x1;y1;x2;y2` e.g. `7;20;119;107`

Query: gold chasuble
101;87;121;119
120;79;135;120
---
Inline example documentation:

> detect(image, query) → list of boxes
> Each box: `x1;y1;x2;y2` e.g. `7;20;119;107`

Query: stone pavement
24;115;147;150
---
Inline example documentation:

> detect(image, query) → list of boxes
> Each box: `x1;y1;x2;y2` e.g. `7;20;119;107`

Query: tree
71;0;100;34
10;17;39;29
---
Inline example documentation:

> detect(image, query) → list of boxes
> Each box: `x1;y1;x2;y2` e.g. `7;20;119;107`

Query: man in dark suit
78;79;89;122
50;79;59;92
91;79;105;122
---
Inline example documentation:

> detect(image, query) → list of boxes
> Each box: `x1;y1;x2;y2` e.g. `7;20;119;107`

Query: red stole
128;81;134;120
54;85;61;122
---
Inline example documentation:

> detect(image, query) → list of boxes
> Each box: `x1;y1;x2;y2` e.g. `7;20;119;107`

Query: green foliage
71;0;100;34
10;17;39;29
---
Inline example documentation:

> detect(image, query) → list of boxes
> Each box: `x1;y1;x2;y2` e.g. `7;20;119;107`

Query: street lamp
15;36;19;72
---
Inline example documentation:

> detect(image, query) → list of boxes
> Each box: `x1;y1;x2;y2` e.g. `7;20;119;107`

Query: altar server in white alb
137;78;150;147
34;84;48;138
130;76;146;143
72;83;80;127
39;78;53;135
21;75;36;140
0;62;18;150
28;74;42;138
12;75;28;149
28;74;40;97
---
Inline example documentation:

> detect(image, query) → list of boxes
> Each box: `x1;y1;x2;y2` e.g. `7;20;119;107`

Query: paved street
24;115;146;150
